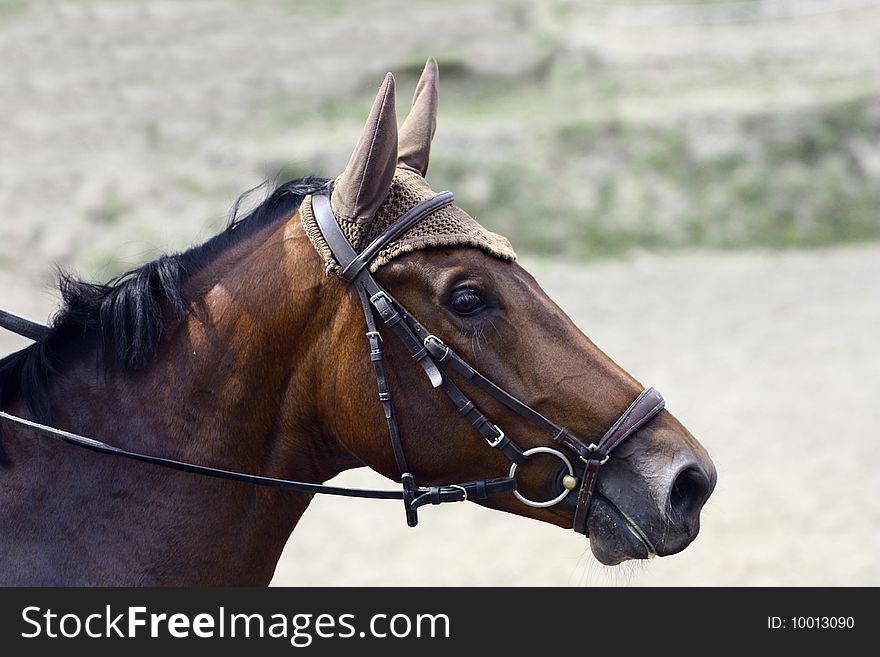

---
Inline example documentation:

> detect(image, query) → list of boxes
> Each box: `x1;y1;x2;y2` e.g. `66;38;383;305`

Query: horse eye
449;288;486;316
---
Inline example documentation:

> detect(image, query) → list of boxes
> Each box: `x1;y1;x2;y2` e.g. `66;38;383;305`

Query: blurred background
0;0;877;585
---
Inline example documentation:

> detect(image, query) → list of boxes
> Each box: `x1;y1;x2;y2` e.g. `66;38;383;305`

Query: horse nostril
668;466;711;525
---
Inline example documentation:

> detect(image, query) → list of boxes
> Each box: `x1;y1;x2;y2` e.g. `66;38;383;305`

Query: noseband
0;188;665;535
310;185;666;533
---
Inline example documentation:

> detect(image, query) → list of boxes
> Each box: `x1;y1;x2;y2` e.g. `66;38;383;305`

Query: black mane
0;176;328;425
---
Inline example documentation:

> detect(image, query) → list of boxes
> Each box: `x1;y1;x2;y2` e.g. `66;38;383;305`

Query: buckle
370;290;393;307
485;425;505;448
370;290;399;324
447;484;468;502
365;330;382;342
423;334;449;359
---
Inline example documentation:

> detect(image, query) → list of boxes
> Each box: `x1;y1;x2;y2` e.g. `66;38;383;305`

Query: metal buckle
423;334;449;359
508;447;577;508
485;425;505;448
369;290;393;307
447;484;468;502
365;330;382;342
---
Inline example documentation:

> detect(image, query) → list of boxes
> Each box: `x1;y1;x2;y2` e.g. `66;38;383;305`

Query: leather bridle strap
366;288;526;465
354;282;410;478
421;330;596;460
572;387;665;534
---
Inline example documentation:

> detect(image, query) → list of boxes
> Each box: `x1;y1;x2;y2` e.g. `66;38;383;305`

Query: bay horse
0;60;715;585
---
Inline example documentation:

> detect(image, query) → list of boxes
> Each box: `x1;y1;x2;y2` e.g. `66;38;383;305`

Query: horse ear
397;57;438;177
331;73;398;222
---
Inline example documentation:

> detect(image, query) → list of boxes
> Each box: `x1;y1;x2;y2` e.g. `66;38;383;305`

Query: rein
0;309;48;341
0;187;665;532
0;409;512;509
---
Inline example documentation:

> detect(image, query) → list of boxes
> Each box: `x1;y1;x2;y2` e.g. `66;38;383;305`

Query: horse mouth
587;493;658;565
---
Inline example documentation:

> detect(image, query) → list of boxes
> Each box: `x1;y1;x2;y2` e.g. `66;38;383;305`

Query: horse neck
7;210;359;584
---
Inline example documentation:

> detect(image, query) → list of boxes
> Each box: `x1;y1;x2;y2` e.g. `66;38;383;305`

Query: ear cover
397;57;439;177
300;60;516;275
331;73;399;223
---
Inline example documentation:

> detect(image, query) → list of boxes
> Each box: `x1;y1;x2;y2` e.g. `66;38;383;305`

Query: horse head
304;60;716;565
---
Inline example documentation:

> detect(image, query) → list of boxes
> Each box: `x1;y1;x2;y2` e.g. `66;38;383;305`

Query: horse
0;59;715;585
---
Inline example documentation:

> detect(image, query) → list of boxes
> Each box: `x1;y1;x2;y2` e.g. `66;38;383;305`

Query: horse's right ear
331;73;398;223
397;58;439;177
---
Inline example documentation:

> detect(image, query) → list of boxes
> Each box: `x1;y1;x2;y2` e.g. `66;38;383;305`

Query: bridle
308;184;666;532
0;186;665;534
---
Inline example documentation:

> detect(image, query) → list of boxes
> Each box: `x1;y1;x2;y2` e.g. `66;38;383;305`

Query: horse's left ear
397;57;439;177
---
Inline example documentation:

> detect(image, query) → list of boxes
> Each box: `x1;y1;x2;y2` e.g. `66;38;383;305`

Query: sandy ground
1;1;878;586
